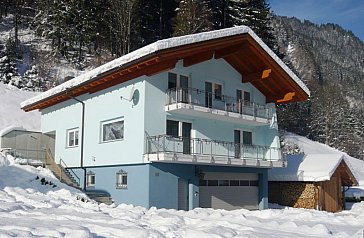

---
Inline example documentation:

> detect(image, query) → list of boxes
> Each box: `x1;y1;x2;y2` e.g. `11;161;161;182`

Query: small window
116;170;128;189
218;180;229;186
243;131;253;145
240;180;249;186
166;120;179;137
207;180;218;186
101;118;124;142
67;128;79;147
230;180;240;186
250;180;259;187
214;83;222;100
86;171;95;187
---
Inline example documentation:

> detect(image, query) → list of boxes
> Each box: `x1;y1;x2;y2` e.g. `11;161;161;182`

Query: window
214;83;222;100
168;72;177;89
67;128;79;147
86;171;95;187
168;72;189;89
199;179;259;187
243;131;253;145
116;170;128;189
101;118;124;142
243;91;251;106
166;120;179;137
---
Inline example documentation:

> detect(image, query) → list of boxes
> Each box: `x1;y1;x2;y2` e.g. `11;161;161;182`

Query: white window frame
67;128;79;148
116;170;128;189
86;171;95;187
100;117;124;143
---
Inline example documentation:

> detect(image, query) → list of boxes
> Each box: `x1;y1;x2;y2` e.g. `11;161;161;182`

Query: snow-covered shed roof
269;132;359;185
21;26;310;112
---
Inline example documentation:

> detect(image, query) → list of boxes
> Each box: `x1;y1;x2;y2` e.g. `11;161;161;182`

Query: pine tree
173;0;212;36
240;0;276;50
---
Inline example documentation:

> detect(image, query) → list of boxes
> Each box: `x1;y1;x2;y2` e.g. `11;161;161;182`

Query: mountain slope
273;16;364;159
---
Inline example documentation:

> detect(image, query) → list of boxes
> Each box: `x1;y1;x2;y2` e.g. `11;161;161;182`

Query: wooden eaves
22;33;310;112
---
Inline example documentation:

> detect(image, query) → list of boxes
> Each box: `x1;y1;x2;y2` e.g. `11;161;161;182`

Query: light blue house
21;27;310;210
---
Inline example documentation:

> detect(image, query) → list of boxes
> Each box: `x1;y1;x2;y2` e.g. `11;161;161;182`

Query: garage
199;172;259;210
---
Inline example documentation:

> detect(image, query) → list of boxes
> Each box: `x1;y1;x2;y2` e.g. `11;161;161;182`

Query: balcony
144;135;284;168
165;88;273;126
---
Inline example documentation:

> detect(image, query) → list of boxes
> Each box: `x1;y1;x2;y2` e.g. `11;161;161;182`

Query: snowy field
0;153;364;238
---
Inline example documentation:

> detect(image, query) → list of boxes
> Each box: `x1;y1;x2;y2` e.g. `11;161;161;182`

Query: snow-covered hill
0;152;364;237
0;82;40;131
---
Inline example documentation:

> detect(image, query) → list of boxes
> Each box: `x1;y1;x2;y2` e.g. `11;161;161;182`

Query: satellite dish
120;86;139;106
132;89;140;105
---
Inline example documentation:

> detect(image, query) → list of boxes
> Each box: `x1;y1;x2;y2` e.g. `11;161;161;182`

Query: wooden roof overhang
22;33;309;112
336;160;358;186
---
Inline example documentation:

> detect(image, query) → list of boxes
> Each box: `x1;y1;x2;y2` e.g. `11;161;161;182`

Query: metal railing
60;158;81;187
166;87;272;119
146;135;282;161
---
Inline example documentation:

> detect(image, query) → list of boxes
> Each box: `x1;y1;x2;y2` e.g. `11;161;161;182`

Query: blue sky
268;0;364;42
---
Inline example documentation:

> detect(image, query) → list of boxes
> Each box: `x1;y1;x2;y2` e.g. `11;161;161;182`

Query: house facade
21;27;310;210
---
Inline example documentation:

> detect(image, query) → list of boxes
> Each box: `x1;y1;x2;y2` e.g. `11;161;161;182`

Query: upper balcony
165;88;273;126
144;135;284;168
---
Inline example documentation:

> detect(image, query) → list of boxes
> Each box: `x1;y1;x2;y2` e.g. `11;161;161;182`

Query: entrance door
178;178;189;210
205;82;212;108
182;122;192;154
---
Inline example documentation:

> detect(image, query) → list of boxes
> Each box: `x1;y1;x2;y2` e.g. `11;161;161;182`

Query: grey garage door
199;172;259;210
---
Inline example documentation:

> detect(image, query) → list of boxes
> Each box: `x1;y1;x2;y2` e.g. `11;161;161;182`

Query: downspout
66;91;86;191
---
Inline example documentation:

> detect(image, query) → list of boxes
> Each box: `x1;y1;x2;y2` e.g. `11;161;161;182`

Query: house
21;26;310;210
269;132;358;212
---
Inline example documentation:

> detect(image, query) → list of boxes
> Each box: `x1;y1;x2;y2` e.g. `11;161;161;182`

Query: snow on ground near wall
0;82;40;131
0;153;364;237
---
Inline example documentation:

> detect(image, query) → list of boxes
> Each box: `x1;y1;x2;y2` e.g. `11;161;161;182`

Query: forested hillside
273;16;364;160
1;0;364;159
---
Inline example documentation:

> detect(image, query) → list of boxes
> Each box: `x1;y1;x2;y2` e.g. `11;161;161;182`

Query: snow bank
0;83;40;131
21;26;310;109
0;152;363;237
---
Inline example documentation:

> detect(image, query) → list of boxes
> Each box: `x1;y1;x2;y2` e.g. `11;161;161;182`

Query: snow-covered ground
0;82;40;131
0;152;364;238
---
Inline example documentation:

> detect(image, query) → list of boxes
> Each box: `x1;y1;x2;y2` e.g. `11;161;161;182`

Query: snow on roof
21;26;310;109
269;132;362;183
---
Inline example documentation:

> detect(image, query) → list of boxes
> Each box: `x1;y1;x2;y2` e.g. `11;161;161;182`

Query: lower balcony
144;135;285;168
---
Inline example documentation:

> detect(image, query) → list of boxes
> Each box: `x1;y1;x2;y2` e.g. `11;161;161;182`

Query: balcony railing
166;87;272;119
146;135;282;162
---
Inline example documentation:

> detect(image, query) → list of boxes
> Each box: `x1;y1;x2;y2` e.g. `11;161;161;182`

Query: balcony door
234;130;253;159
166;120;192;154
168;72;190;103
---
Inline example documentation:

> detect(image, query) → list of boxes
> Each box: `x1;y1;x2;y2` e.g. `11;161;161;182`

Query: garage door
199;172;259;210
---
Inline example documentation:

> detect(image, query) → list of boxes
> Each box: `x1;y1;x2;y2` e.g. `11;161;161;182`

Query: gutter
66;91;86;191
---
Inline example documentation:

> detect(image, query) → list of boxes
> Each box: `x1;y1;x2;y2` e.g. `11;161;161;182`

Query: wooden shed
269;133;358;213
